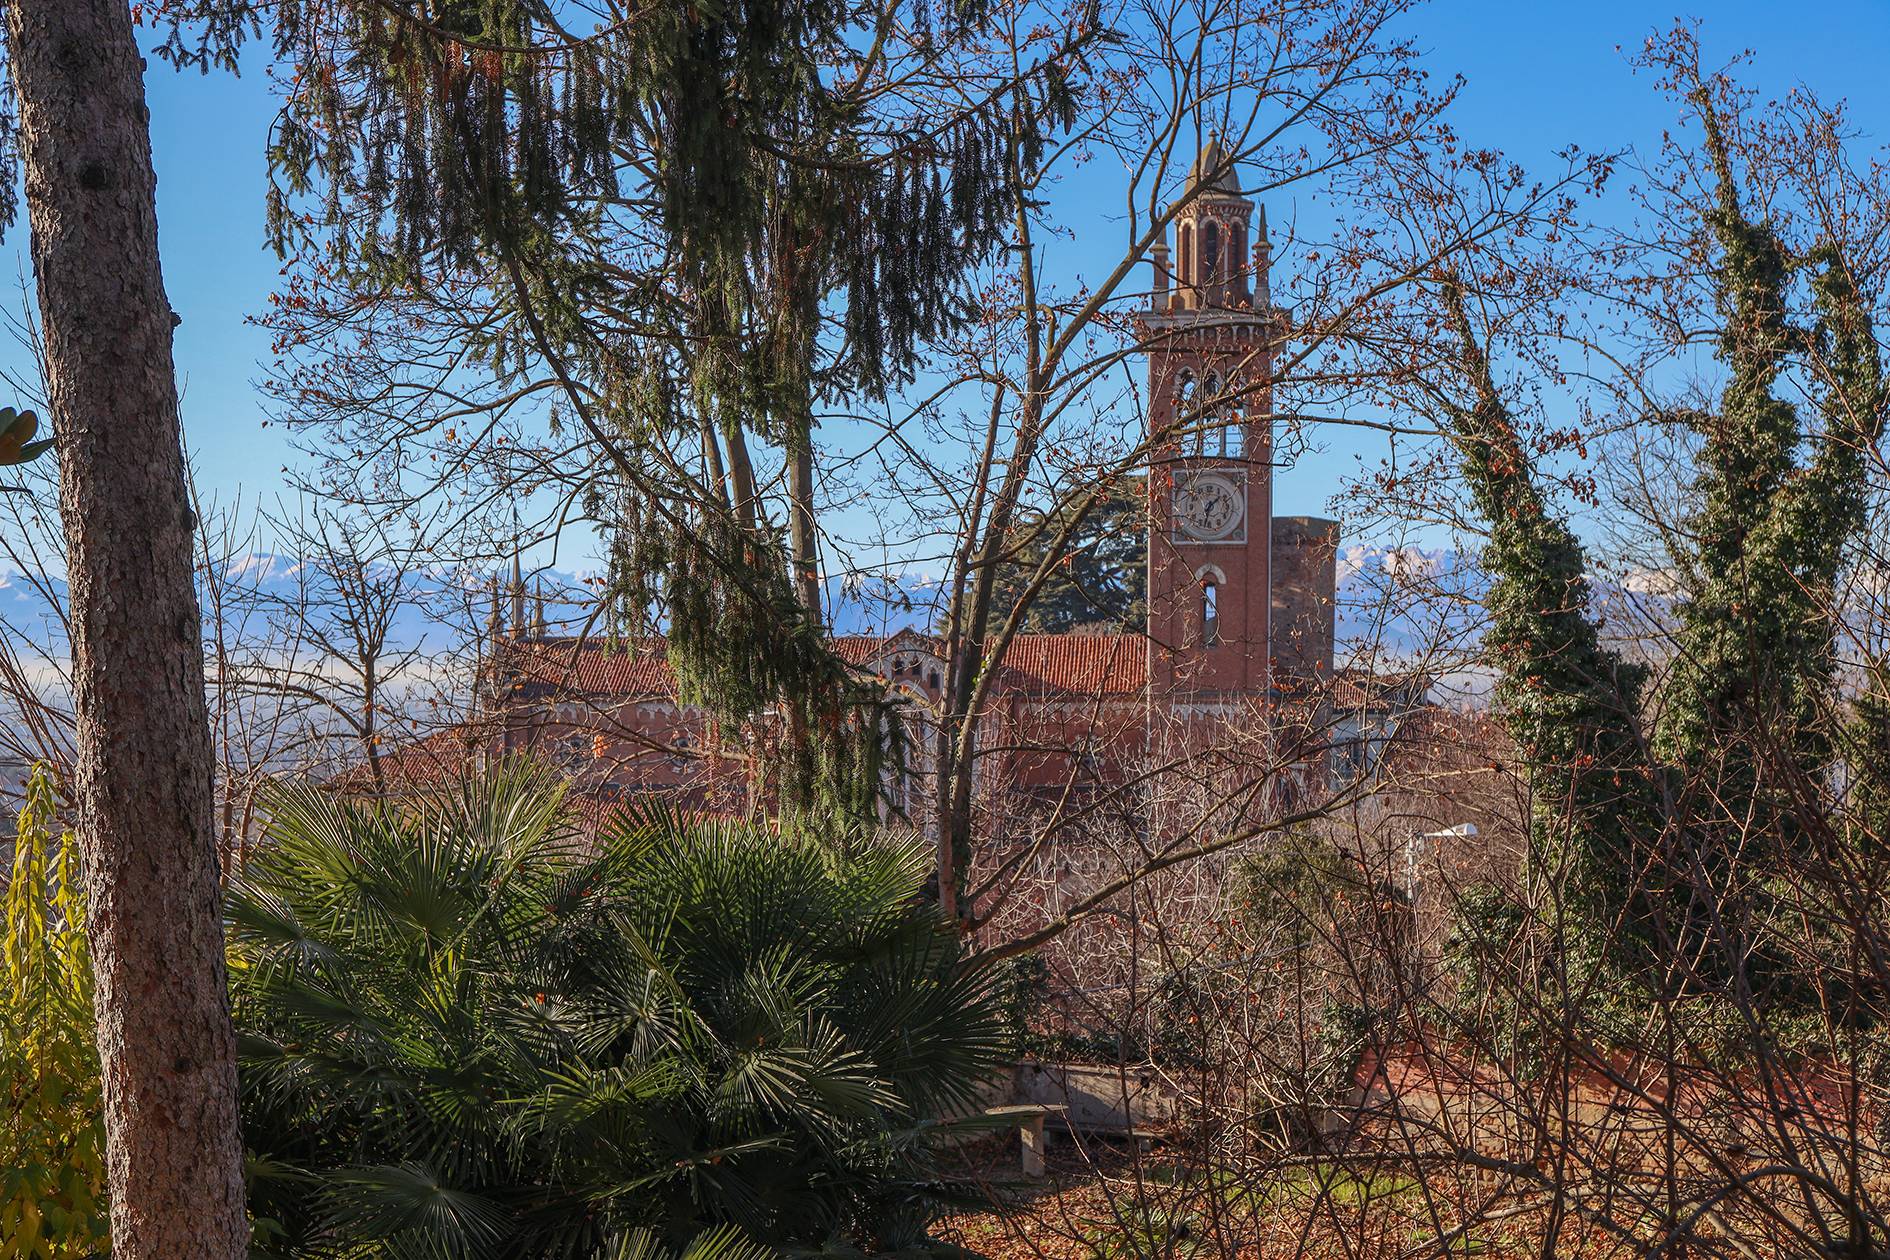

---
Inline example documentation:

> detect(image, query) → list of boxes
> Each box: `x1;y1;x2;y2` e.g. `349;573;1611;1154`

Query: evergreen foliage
618;507;903;830
0;768;109;1257
1436;282;1660;967
986;477;1147;635
1437;77;1887;1012
241;0;1091;828
232;764;1005;1257
257;0;1059;404
1653;100;1886;841
1229;828;1354;951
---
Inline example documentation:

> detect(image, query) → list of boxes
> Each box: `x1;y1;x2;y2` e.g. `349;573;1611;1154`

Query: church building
377;142;1349;833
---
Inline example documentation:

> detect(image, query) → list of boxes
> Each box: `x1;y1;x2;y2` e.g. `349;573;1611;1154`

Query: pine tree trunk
1;2;248;1256
788;440;822;623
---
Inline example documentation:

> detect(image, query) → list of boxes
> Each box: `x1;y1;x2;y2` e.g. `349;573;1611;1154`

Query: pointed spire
531;580;548;637
1253;204;1272;311
1189;132;1241;197
510;555;524;635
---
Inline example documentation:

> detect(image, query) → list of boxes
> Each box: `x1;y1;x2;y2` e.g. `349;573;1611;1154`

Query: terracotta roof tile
493;632;1148;699
332;724;485;793
495;637;676;696
987;634;1147;695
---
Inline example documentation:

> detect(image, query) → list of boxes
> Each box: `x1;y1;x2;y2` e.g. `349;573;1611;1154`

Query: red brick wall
1268;515;1337;684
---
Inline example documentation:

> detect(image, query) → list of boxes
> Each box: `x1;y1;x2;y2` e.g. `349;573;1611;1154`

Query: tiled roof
495;638;678;697
492;632;1149;699
333;724;484;792
986;634;1147;695
1327;667;1429;712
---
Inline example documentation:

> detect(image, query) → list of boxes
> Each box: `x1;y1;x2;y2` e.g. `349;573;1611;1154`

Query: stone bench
982;1103;1067;1177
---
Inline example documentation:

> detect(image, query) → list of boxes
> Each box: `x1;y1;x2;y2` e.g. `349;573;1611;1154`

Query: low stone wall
1012;1059;1178;1135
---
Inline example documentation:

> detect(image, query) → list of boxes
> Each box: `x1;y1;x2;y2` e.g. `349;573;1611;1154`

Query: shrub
1;767;109;1257
231;764;1005;1256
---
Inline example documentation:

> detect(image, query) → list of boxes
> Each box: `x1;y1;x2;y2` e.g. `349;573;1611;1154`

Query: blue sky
5;0;1889;563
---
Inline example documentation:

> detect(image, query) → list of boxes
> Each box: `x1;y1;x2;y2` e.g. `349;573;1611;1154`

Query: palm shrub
230;764;1005;1257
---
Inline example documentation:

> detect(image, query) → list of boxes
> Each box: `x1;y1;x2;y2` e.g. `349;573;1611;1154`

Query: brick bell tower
1141;137;1286;701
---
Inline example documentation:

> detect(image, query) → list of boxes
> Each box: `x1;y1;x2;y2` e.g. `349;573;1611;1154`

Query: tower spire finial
510;555;524;636
1253;205;1272;311
1190;132;1241;197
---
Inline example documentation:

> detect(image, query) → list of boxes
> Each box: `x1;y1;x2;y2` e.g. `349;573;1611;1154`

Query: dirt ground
934;1134;1614;1259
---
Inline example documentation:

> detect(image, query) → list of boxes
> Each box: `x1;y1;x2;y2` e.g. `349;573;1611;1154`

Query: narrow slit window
1202;221;1221;284
1223;377;1244;458
1177;373;1201;453
1202;580;1220;646
1206;374;1225;456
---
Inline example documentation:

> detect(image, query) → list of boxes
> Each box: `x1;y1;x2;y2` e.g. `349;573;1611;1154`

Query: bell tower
1142;138;1283;700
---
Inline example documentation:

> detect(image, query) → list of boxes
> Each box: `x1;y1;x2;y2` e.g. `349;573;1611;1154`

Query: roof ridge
496;627;1150;696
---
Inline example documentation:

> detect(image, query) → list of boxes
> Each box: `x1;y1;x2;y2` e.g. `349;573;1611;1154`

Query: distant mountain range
1;543;1506;677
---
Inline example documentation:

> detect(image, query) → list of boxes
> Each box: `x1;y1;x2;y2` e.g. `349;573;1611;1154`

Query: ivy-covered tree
1651;87;1887;862
1420;36;1887;1005
1433;281;1661;976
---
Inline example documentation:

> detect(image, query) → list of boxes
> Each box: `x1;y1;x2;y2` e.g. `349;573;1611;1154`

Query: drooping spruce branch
248;0;1090;827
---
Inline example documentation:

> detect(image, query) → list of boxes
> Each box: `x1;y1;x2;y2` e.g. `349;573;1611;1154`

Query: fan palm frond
236;763;1000;1255
607;1224;774;1260
319;1162;511;1258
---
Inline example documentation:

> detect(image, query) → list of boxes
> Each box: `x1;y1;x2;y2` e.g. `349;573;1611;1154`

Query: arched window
1176;372;1199;453
1231;221;1248;297
1220;374;1244;458
1179;224;1193;289
1202;220;1221;286
1203;373;1224;456
1195;565;1227;648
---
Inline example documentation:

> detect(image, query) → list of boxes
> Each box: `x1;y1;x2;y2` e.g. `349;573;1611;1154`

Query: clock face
1175;472;1244;541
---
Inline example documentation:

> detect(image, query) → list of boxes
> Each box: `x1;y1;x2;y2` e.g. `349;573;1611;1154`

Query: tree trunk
788;438;822;623
2;3;249;1256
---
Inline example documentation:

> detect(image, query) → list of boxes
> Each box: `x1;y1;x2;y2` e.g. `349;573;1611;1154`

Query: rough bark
2;2;248;1255
788;439;822;622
